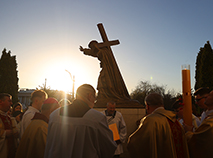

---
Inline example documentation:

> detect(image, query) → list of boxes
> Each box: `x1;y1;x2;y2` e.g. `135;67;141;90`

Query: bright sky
1;1;213;95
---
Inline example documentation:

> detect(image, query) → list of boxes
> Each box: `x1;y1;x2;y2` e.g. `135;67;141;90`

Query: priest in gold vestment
127;93;189;158
185;90;213;158
15;98;60;158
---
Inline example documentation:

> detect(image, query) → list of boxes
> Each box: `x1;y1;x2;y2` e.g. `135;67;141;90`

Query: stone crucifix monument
80;23;141;107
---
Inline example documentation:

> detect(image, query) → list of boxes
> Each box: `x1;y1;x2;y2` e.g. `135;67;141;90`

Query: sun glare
44;63;90;94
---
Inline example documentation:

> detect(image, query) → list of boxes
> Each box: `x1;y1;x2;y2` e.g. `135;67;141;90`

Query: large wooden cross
95;23;130;98
97;23;120;52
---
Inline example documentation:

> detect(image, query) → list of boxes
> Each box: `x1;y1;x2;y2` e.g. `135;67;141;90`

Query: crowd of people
0;84;213;158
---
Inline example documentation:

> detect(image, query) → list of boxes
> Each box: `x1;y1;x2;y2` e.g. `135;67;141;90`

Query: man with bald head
44;84;116;158
127;93;189;158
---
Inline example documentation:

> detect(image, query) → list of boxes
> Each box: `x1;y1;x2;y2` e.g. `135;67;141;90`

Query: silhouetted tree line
0;49;19;104
195;41;213;90
130;81;178;110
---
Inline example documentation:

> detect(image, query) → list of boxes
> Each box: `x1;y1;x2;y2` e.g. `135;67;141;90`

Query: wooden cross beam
97;23;120;51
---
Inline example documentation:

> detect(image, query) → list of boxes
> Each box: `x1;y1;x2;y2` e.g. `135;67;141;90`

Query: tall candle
182;65;192;126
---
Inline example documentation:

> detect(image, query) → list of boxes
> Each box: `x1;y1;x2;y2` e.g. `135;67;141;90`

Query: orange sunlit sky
1;1;213;94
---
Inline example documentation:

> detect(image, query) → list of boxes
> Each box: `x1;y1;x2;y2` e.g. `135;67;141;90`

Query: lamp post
65;70;75;101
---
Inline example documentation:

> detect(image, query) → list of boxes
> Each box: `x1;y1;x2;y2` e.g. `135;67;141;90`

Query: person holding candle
185;90;213;158
194;87;211;126
172;98;200;131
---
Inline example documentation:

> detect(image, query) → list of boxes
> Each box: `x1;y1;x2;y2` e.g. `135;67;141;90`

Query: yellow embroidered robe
15;119;48;158
127;108;189;158
186;111;213;158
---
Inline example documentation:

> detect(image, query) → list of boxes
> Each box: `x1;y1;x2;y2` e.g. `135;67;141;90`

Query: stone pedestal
95;99;142;108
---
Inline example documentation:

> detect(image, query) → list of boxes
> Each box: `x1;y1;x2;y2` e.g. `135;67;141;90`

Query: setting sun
44;62;92;94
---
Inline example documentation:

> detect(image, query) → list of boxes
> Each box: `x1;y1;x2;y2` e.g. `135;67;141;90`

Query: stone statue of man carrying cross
80;23;140;107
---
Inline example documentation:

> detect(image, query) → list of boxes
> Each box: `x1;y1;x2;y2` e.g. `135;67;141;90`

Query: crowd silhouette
1;86;213;158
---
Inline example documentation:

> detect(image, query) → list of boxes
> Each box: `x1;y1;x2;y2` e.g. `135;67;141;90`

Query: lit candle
182;65;192;126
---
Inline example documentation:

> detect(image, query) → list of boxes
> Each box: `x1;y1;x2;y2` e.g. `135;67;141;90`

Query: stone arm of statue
79;46;98;57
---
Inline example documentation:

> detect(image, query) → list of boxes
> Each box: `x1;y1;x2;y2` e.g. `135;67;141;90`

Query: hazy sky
1;1;213;94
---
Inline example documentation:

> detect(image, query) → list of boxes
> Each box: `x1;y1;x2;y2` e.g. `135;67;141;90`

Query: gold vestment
186;111;213;158
15;119;48;158
127;108;189;158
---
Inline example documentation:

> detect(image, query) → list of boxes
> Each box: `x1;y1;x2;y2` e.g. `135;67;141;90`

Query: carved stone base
95;98;143;108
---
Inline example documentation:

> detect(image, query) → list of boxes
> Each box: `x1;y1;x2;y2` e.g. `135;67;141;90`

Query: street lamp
65;70;75;101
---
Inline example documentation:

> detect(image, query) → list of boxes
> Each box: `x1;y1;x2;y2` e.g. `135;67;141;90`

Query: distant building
18;89;35;110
